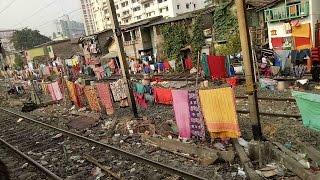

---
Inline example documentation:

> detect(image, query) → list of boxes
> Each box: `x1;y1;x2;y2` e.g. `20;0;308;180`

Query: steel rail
237;110;301;118
0;107;207;180
236;96;296;102
0;137;62;180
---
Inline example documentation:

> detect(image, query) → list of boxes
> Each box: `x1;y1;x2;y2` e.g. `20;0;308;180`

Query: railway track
0;107;209;180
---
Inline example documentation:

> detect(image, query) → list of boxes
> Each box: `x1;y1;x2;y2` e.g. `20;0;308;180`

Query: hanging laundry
199;87;240;139
168;60;176;71
110;79;128;102
66;81;82;107
134;83;147;108
48;82;63;101
96;83;114;115
74;83;84;108
207;55;227;79
292;23;310;38
201;54;210;77
294;37;312;50
41;83;48;95
163;61;170;71
284;23;292;34
188;90;205;140
84;86;101;112
135;83;145;94
271;37;284;49
184;58;193;70
94;66;105;80
292;91;320;131
153;87;172;105
134;93;148;109
172;90;191;139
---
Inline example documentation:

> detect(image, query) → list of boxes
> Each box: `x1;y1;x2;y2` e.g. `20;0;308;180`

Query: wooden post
106;0;138;117
235;0;262;140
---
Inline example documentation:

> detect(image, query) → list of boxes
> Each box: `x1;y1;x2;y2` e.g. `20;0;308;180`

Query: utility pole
106;0;138;117
235;0;262;140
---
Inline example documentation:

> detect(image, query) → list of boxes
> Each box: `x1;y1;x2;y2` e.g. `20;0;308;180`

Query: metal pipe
236;0;263;140
0;137;62;180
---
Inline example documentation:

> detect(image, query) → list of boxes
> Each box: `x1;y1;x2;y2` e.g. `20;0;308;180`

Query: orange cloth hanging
84;86;101;112
199;87;241;139
292;23;310;38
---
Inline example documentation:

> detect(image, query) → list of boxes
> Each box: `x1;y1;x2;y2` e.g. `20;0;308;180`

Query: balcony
264;1;309;23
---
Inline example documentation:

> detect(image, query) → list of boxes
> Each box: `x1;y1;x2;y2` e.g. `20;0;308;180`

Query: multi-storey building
81;0;208;35
56;15;86;39
0;29;16;67
0;30;15;53
80;0;96;35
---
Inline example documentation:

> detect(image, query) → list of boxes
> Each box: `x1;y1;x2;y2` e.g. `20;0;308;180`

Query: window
136;15;141;20
144;3;150;8
117;13;120;17
177;5;180;9
159;7;168;13
121;1;128;7
115;5;119;9
104;9;108;14
186;4;189;9
158;0;167;3
194;4;196;8
123;10;130;15
124;19;129;23
132;0;136;3
133;6;141;12
123;31;131;41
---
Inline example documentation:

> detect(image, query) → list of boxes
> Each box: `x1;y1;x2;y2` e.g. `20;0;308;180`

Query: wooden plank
296;140;320;165
270;143;317;180
232;139;262;180
83;154;123;180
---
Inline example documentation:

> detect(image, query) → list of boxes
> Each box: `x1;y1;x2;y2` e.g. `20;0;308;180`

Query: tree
215;33;241;56
11;28;51;51
191;15;206;64
161;24;190;71
14;54;24;70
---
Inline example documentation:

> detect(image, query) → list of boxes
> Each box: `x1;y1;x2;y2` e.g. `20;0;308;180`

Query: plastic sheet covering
292;91;320;131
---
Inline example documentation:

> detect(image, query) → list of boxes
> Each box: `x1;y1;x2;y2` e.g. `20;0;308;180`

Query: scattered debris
17;118;23;123
51;133;63;139
84;154;123;180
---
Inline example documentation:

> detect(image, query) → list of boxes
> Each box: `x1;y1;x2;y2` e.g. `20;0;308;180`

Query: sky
0;0;84;37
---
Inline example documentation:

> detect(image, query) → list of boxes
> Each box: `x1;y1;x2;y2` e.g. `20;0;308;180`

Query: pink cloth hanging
48;82;63;101
172;90;191;139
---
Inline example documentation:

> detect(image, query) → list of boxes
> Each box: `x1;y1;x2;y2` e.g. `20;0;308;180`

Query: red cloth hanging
153;87;172;105
163;61;170;71
184;58;193;70
271;37;283;49
207;55;227;79
294;37;312;50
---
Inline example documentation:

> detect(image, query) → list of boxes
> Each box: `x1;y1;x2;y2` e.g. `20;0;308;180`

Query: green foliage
215;33;241;55
11;28;51;51
14;54;24;70
160;24;190;71
191;15;206;64
213;2;238;41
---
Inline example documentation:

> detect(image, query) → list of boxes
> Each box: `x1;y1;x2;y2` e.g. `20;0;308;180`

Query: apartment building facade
56;15;86;39
80;0;208;35
80;0;96;35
